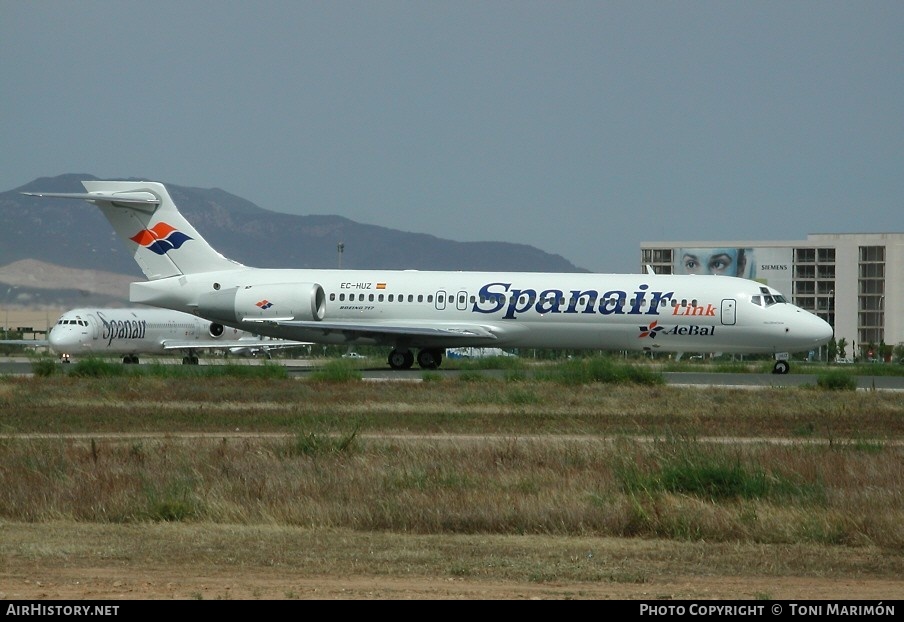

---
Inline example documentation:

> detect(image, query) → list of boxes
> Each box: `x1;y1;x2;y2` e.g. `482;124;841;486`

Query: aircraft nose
49;326;79;350
796;310;834;347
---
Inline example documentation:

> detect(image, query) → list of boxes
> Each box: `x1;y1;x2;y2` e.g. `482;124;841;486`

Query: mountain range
0;174;587;308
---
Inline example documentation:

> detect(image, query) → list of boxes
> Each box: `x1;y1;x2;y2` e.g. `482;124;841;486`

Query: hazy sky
3;1;902;273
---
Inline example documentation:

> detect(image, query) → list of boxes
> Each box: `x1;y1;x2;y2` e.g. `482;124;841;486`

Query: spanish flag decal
376;283;386;289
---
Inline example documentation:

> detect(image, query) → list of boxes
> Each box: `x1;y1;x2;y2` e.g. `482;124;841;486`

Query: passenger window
330;293;336;301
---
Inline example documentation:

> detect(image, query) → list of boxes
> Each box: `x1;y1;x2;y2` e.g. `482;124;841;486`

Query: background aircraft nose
48;326;79;349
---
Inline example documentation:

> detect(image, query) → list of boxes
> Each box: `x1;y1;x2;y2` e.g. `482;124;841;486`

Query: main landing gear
388;348;443;370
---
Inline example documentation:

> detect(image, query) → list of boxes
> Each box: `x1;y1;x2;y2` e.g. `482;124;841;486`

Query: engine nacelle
197;282;326;324
208;322;225;338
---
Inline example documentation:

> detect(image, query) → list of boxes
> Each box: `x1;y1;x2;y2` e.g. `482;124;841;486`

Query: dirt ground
2;566;902;600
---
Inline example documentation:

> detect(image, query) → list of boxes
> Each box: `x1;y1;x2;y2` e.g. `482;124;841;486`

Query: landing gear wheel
388;349;414;370
417;348;443;370
772;360;790;375
123;355;139;364
182;356;200;365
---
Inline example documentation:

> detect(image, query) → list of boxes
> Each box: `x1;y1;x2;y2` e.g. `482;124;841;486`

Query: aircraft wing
0;339;50;347
161;339;312;351
245;319;501;341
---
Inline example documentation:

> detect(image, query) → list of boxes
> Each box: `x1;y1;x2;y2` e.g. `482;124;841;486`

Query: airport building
640;233;904;360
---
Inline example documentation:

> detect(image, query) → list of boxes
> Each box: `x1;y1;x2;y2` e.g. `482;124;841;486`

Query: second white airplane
46;307;311;364
24;181;833;373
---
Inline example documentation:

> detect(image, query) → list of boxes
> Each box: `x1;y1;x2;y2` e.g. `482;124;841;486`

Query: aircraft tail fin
23;181;243;280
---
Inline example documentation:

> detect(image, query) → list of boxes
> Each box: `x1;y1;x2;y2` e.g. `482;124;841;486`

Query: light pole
879;295;885;360
337;242;344;269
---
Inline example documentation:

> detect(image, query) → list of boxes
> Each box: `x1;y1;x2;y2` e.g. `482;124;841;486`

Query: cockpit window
751;289;788;308
57;318;88;326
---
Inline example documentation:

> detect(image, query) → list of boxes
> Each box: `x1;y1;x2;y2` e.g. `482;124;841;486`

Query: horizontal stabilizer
22;191;160;209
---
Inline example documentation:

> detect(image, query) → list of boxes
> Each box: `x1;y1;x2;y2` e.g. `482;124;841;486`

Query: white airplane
24;181;833;374
3;307;311;364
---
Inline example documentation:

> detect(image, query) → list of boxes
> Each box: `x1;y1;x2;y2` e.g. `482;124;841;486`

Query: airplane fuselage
129;268;832;355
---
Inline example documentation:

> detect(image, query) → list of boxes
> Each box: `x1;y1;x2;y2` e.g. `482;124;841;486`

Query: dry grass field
0;361;902;600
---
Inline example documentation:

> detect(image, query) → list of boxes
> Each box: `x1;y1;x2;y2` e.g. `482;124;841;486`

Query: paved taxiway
1;357;903;390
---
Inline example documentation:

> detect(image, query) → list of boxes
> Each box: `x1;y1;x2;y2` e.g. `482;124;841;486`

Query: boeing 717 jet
24;181;833;373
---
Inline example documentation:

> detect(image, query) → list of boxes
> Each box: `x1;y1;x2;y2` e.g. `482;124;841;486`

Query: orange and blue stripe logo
638;320;663;339
130;222;193;255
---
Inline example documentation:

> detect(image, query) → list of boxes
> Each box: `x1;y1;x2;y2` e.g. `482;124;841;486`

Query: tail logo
130;222;193;255
256;300;273;310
